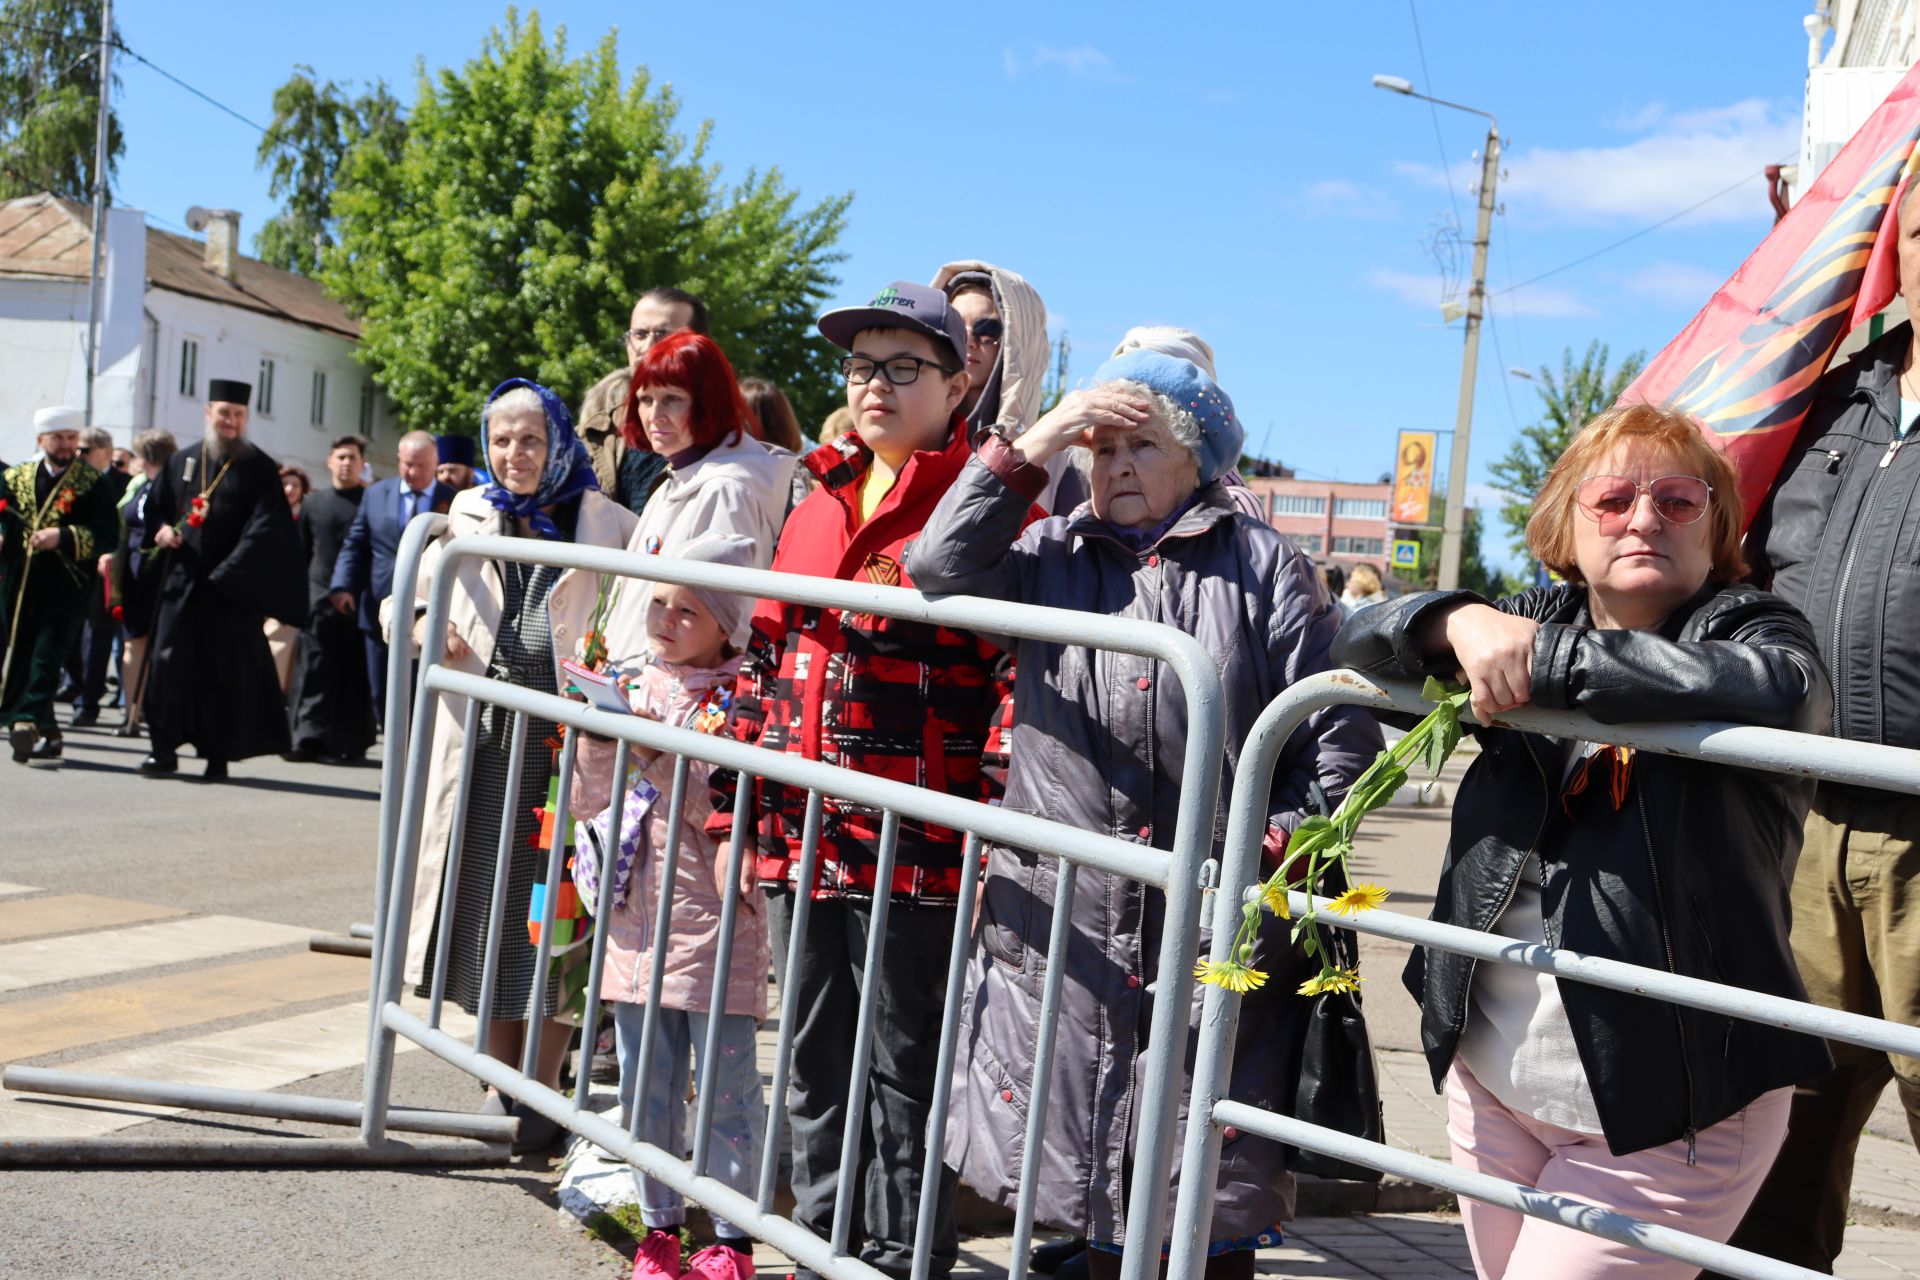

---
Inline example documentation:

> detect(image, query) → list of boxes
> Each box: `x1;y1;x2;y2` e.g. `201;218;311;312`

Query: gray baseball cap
817;280;968;370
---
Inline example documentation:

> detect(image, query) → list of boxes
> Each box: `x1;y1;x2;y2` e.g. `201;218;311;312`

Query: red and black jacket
713;417;1034;905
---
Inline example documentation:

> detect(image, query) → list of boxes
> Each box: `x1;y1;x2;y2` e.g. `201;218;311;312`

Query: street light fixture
1374;72;1502;591
1507;367;1537;382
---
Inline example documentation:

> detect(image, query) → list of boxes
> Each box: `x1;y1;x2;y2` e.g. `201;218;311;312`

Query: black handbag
1285;786;1386;1182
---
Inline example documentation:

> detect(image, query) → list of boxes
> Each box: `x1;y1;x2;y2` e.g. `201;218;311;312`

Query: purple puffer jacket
903;437;1383;1245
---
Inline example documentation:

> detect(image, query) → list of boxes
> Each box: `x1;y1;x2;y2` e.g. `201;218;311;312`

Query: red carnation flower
0;498;9;514
186;512;205;528
190;495;208;510
110;605;124;622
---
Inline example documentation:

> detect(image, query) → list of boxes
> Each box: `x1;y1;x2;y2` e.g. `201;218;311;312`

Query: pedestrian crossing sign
1391;539;1421;571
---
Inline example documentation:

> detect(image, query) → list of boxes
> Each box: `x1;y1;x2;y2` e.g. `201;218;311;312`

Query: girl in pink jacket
572;534;769;1280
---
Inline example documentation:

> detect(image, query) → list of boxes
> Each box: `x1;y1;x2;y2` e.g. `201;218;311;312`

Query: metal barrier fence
1166;669;1920;1280
362;531;1232;1280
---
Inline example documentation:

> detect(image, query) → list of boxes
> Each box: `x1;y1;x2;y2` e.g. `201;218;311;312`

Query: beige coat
387;486;640;987
575;367;630;496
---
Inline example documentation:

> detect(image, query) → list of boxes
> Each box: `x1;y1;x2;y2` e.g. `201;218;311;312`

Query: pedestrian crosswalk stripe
0;882;39;898
0;915;312;994
0;950;370;1064
0;893;187;944
0;999;478;1139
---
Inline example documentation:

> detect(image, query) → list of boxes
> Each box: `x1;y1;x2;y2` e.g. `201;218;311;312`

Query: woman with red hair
555;332;799;675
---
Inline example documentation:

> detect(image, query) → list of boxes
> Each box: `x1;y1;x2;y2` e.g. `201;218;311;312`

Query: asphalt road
0;720;626;1279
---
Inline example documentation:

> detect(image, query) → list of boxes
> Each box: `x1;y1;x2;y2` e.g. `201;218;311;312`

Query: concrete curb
1296;1173;1454;1217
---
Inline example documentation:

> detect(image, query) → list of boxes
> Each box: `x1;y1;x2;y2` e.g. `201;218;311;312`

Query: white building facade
0;193;402;476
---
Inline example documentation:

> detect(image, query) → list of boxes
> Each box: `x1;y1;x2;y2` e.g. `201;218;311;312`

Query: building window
1333;536;1387;557
1292;533;1323;554
1269;493;1326;517
257;358;277;417
358;380;375;434
178;339;198;397
310;370;327;427
1333;497;1389;520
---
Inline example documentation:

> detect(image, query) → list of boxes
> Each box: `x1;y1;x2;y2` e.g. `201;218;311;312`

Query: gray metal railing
1166;669;1920;1280
364;531;1230;1280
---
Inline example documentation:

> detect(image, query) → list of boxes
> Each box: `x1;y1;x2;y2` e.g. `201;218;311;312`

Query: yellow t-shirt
857;466;894;524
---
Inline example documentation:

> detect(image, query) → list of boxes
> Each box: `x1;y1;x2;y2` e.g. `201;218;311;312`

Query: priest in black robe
140;379;308;780
286;434;376;762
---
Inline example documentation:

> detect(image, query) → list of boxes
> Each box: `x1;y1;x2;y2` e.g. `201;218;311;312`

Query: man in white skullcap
0;406;120;764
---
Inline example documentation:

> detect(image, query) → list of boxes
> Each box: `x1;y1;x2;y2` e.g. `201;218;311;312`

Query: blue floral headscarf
480;378;599;540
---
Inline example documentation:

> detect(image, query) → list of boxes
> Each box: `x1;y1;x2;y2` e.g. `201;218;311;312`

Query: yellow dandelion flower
1297;966;1363;997
1194;959;1269;993
1259;878;1292;919
1328;882;1390;916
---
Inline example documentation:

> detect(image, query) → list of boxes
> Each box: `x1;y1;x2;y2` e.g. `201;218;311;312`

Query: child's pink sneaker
684;1243;754;1280
632;1229;685;1280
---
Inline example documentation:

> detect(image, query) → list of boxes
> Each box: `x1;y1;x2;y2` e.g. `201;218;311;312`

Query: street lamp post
1373;74;1501;591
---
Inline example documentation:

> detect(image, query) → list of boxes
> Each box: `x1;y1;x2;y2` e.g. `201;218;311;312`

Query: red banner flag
1621;63;1920;526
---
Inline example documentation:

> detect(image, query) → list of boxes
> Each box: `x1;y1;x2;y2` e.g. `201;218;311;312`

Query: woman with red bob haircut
557;331;800;671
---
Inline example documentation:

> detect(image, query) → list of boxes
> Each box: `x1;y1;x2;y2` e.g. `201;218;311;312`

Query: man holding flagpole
139;378;307;782
0;406;120;765
1718;175;1920;1275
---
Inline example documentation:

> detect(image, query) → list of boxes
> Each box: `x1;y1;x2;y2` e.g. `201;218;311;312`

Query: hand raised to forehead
1014;389;1153;466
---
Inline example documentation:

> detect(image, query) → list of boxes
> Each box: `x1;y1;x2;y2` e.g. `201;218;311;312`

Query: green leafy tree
254;66;405;276
1487;341;1646;570
324;10;850;435
0;0;121;201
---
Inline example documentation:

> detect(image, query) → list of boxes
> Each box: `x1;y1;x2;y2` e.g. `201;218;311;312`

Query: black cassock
144;440;308;762
288;485;375;758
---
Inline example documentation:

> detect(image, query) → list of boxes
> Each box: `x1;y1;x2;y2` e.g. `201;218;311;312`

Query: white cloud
1366;266;1593;318
1394;97;1795;227
1003;44;1125;82
1621;260;1726;306
1297;178;1399;220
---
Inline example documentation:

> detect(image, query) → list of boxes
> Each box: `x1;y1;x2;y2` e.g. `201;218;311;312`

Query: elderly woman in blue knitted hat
906;352;1382;1276
389;379;638;1142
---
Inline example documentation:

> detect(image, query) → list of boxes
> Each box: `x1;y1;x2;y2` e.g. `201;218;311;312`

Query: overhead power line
113;43;270;135
1493;156;1793;298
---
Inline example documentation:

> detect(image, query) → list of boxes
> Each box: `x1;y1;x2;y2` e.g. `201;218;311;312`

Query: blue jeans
613;1002;764;1237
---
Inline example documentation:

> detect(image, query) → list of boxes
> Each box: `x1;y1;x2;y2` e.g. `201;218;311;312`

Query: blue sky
107;1;1819;562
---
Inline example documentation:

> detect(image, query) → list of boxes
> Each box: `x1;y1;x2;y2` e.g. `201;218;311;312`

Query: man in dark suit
328;429;454;721
287;434;376;763
67;426;133;727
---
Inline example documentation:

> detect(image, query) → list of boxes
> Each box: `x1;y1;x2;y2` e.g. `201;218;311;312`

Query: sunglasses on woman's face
1574;474;1712;531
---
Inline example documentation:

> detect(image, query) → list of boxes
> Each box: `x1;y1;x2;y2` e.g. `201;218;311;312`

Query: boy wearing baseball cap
715;280;1028;1277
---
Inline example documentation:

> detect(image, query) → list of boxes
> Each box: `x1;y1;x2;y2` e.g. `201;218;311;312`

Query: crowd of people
3;230;1919;1280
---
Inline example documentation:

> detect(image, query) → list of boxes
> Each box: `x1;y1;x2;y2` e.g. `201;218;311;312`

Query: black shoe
9;723;37;764
281;744;321;763
508;1100;564;1155
321;751;367;766
69;708;99;728
27;734;64;764
202;758;229;782
1030;1239;1088;1276
139;751;178;775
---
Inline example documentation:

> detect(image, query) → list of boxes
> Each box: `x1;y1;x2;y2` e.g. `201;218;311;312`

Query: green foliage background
1487;341;1647;576
0;0;120;201
320;10;850;437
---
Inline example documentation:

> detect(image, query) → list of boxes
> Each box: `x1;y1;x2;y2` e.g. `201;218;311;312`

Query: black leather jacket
1748;322;1920;750
1332;583;1834;1156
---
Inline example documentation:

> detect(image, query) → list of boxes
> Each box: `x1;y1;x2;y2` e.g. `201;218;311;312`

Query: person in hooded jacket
905;350;1380;1277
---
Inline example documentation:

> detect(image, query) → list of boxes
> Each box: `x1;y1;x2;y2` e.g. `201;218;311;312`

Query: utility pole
82;0;113;424
1370;74;1501;591
1438;127;1500;590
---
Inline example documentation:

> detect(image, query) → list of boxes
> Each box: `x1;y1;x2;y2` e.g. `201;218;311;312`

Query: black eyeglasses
969;318;1004;348
839;355;958;387
623;327;677;349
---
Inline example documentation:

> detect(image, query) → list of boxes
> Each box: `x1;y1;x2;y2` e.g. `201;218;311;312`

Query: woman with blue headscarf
390;379;638;1141
905;351;1382;1274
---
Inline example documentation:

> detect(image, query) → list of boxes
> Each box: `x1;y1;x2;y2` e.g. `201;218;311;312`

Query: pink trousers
1444;1061;1791;1280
